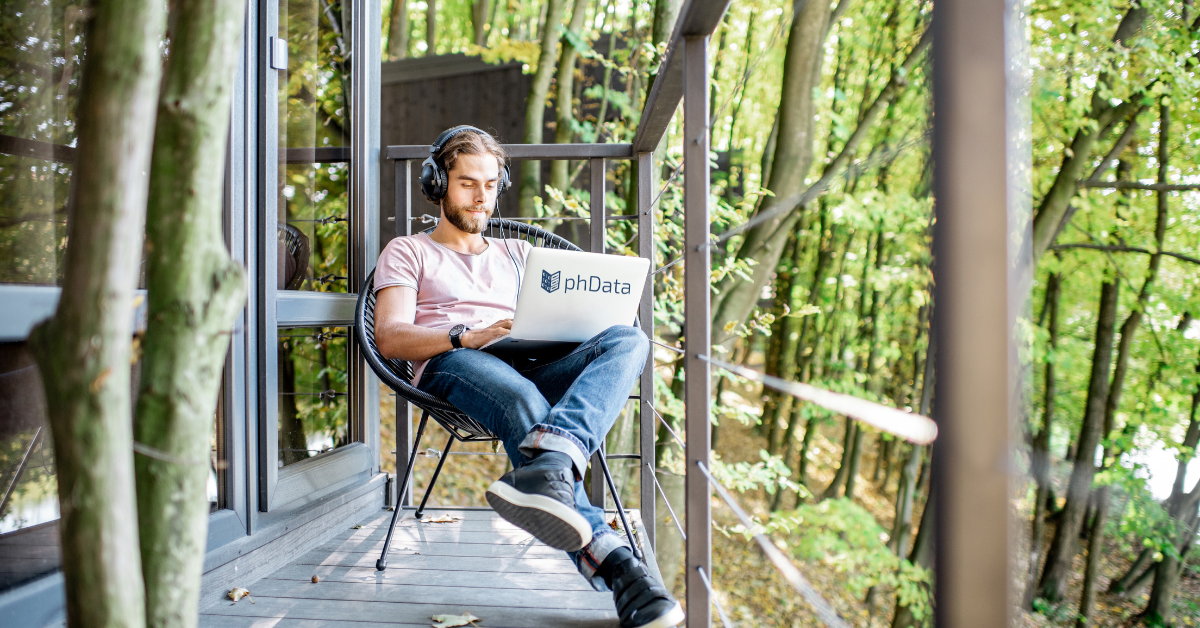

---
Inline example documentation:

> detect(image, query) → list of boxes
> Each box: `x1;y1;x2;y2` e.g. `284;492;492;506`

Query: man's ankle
519;450;573;471
596;545;635;588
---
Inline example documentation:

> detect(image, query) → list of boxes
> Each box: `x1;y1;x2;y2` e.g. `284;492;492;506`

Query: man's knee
602;324;649;358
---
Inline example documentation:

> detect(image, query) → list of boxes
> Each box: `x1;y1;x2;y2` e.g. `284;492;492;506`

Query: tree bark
822;419;856;500
134;2;248;626
892;490;934;628
27;0;166;626
547;0;591;214
1076;484;1113;627
1103;104;1169;440
517;0;568;216
472;0;490;47
425;0;437;55
707;0;835;349
1039;279;1121;602
1024;271;1059;609
1029;6;1147;260
387;0;410;59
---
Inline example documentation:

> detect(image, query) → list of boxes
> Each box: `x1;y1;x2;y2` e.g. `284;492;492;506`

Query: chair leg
415;436;454;519
599;454;643;561
377;411;430;571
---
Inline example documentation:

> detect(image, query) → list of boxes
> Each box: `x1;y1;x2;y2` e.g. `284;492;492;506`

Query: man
373;126;684;628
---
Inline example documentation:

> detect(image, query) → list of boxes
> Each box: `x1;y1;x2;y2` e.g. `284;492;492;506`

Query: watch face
450;324;466;335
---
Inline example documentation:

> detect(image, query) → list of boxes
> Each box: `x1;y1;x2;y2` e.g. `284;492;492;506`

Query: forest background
375;0;1200;626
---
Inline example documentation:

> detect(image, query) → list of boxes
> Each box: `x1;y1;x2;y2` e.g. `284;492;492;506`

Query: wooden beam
631;0;732;153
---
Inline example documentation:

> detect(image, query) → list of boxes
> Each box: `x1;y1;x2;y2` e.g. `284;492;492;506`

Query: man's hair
436;130;507;182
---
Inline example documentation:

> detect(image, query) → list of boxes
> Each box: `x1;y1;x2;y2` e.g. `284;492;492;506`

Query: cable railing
643;348;940;626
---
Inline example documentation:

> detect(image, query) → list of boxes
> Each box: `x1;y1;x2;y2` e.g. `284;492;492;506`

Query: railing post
931;0;1018;623
637;151;656;551
682;34;711;628
395;158;414;507
589;157;609;509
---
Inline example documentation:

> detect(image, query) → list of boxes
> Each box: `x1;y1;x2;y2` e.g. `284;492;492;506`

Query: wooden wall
379;54;534;251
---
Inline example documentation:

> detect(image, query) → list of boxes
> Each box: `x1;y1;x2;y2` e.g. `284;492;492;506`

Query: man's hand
462;319;512;349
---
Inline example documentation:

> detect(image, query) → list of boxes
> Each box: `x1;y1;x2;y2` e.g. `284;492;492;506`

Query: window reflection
0;2;88;286
0;342;58;590
278;327;349;467
279;0;351;293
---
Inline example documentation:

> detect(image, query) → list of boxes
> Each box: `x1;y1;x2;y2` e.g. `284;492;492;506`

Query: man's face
441;153;501;235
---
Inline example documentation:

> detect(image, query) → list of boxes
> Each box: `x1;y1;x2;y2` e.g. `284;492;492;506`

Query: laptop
481;247;650;357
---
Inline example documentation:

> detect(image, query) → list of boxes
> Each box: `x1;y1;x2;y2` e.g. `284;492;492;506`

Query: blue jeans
417;324;649;589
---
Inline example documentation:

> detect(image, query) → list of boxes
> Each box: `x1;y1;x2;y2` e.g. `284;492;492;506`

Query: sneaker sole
485;480;592;552
629;601;685;628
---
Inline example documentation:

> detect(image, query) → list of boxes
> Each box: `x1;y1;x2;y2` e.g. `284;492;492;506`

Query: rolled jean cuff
518;424;589;480
575;530;631;592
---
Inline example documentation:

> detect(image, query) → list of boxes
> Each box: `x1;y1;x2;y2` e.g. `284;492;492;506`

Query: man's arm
374;286;513;361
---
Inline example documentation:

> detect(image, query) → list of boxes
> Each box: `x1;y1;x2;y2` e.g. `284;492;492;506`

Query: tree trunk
27;0;167;626
822;419;856;500
707;0;834;350
1076;484;1112;627
425;0;437;55
844;420;867;500
1142;509;1200;625
387;0;410;59
710;26;930;351
1039;279;1121;602
1103;105;1169;441
472;0;490;47
134;3;248;624
892;490;934;628
547;0;591;214
1024;271;1059;609
517;0;568;216
1029;6;1146;260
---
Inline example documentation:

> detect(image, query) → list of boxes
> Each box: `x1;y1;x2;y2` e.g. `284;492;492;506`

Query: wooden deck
199;508;622;628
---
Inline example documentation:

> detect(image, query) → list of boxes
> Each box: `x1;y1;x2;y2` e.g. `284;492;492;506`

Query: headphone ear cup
420;157;441;201
435;165;449;200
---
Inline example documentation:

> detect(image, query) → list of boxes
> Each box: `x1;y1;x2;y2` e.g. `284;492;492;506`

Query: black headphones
419;125;512;202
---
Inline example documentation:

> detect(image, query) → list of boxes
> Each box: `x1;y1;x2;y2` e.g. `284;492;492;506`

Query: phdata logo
541;270;561;293
540;269;632;295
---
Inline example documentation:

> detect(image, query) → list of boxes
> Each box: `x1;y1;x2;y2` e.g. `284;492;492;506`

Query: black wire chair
356;218;642;570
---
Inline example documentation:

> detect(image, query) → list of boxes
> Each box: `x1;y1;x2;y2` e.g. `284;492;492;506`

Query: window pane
0;342;59;590
278;0;350;293
277;327;349;467
0;2;87;286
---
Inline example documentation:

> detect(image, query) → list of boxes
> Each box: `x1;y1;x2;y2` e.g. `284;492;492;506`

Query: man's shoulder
382;232;433;256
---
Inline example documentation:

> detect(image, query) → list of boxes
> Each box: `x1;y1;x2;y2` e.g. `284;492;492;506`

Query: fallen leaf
431;612;480;627
227;587;250;602
351;524;363;529
420;514;463;523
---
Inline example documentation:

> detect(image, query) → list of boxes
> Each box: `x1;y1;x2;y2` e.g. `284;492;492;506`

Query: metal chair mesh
356;218;582;443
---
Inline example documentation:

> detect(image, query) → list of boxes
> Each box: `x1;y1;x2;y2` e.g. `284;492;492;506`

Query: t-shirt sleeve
511;239;533;273
374;237;421;293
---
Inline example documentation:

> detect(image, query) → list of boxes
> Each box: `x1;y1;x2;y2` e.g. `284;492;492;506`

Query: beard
442;199;492;234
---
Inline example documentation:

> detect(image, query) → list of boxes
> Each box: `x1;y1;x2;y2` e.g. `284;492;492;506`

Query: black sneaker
600;547;685;628
485;452;592;551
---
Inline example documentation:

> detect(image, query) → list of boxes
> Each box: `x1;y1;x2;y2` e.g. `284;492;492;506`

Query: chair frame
355;218;642;571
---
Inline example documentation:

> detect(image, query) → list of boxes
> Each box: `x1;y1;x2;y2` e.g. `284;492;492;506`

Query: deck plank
250;578;614;610
203;596;617;628
200;509;618;628
269;563;598;591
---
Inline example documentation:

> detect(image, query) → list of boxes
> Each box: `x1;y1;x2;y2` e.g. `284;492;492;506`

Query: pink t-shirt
374;232;532;384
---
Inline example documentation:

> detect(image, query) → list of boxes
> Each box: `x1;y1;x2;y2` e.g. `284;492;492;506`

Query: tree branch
1078;180;1200;192
1050;243;1200;267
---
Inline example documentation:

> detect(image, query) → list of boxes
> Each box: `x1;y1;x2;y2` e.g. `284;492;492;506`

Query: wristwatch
448;324;467;349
